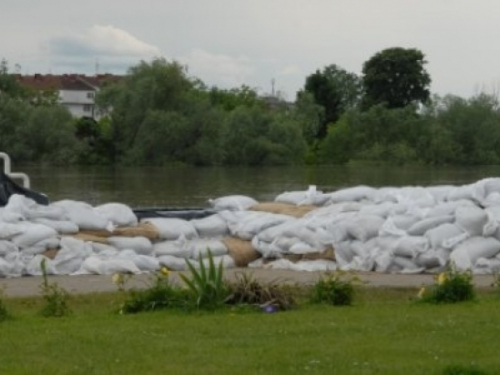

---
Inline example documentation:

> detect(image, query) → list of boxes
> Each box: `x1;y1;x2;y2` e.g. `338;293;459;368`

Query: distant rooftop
15;73;122;91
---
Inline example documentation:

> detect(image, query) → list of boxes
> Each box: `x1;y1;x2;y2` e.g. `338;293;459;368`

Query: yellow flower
417;287;426;299
437;272;447;286
160;267;170;277
112;273;123;285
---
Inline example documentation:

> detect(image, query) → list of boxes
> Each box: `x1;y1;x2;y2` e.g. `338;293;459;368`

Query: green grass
1;288;499;374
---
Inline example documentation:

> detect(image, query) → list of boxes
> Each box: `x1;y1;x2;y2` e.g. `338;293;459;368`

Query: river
18;164;500;208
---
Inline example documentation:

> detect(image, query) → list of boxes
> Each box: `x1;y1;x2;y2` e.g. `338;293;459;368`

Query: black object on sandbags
0;171;49;206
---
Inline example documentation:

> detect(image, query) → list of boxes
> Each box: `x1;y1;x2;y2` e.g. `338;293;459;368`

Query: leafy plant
39;259;72;317
310;272;359;306
115;268;189;314
179;250;229;310
225;272;295;311
418;266;475;304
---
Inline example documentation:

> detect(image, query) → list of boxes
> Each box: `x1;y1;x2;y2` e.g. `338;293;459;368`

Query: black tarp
0;171;49;206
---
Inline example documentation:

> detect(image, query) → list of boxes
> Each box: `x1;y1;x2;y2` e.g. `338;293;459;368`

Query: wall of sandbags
2;178;500;277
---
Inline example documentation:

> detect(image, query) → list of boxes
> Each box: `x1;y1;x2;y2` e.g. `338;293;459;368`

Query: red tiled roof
15;74;122;91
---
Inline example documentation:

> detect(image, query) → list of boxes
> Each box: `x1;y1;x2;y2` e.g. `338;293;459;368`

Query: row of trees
1;48;499;166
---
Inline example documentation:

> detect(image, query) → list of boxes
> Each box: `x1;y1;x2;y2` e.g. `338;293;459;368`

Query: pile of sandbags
4;177;500;278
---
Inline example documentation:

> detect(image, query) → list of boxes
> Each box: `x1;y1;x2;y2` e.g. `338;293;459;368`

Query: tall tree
362;47;431;109
301;64;361;138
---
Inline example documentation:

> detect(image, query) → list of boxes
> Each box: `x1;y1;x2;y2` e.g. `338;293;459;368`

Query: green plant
179;250;229;310
442;364;489;375
418;266;475;304
116;268;189;314
225;272;295;311
39;259;72;317
310;271;359;306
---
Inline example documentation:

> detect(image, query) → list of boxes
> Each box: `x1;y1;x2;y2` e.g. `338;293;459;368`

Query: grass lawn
1;287;499;374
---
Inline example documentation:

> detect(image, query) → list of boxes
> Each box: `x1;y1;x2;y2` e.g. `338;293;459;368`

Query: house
16;73;121;120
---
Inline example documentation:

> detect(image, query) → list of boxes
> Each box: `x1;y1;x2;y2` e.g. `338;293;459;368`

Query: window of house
87;92;95;99
83;104;92;112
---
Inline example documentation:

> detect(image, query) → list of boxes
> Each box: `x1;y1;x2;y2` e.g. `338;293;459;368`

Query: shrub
310;272;359;306
418;266;475;304
179;250;230;310
39;259;72;317
225;272;295;311
116;268;189;314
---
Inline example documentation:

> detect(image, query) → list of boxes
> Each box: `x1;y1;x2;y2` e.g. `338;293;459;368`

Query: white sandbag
481;192;500;207
107;236;153;255
154;237;191;258
0;257;12;277
33;218;79;234
407;215;454;236
59;236;93;257
77;256;141;275
52;200;112;231
455;206;488;236
24;255;58;276
288;241;317;254
425;223;466;249
3;252;24;277
52;248;85;274
10;223;58;248
0;240;18;256
90;242;119;254
393;236;429;258
426;200;474;218
256;220;302;243
334;241;356;267
391;215;420;230
379;217;407;237
199;254;235;269
374;249;394;273
358;202;400;218
415;250;444;269
297;185;330;206
158;255;191;271
393;256;421;271
373;187;400;203
328;186;376;203
191;214;228;237
209;195;258;211
94;203;138;227
21;237;60;256
475;257;500;274
0;222;25;239
450;236;500;271
263;258;336;272
225;211;293;241
0;209;24;223
141;218;197;240
117;250;160;272
25;205;66;221
346;215;385;241
446;184;478;202
189;239;228;259
274;191;308;205
426;185;455;203
4;194;36;216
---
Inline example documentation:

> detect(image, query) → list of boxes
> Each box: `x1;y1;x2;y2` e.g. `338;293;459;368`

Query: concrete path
1;269;496;298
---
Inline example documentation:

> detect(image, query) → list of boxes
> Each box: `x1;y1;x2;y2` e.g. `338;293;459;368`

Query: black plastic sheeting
0;171;49;206
133;207;216;221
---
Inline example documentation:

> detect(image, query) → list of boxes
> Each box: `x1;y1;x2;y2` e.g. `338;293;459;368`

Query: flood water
18;164;500;208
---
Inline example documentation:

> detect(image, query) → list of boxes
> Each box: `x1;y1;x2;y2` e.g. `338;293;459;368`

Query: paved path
0;269;496;298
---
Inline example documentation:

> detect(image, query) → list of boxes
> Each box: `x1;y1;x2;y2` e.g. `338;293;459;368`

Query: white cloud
48;25;160;58
181;48;254;88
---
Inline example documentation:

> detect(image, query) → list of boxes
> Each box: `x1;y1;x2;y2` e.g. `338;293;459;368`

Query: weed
116;268;189;314
419;266;475;304
39;259;72;317
225;272;295;311
442;364;489;375
310;271;359;306
179;250;229;310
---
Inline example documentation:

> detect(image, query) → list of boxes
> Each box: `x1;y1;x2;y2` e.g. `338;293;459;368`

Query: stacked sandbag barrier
3;178;500;277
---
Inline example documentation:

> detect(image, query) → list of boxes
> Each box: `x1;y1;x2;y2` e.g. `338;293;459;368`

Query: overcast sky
2;0;500;100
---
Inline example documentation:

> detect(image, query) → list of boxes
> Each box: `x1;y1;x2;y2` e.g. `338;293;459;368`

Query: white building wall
59;89;97;119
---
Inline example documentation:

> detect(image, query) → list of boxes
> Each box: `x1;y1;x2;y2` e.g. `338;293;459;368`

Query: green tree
301;64;362;138
362;47;431;109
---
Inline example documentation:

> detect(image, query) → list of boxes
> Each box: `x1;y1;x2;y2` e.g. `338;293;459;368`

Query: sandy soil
0;269;495;298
